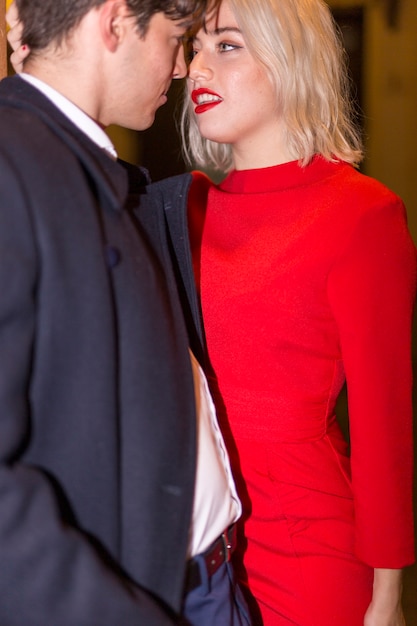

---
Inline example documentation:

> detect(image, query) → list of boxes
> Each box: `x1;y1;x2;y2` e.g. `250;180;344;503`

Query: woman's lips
192;88;223;114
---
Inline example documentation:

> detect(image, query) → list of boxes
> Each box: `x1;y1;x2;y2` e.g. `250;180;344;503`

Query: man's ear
99;0;130;52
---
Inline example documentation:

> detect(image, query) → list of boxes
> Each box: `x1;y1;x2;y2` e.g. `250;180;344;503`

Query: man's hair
181;0;363;172
16;0;209;50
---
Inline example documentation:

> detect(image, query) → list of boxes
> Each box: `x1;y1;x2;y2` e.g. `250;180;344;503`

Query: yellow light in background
6;0;13;31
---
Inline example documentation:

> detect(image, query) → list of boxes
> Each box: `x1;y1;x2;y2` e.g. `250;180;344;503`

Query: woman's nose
188;51;211;82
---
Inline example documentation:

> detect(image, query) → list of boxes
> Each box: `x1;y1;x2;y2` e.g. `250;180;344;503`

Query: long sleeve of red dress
327;190;416;566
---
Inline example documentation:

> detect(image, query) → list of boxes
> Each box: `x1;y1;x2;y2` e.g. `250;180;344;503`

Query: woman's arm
328;188;416;624
364;569;405;626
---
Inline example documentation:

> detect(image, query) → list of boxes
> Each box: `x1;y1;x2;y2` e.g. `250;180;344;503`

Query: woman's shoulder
333;163;404;214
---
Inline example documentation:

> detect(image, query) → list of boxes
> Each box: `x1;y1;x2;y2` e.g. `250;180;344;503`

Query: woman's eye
218;42;239;52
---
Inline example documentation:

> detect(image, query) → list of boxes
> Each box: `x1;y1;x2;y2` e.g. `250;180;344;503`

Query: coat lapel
0;76;127;213
141;174;207;365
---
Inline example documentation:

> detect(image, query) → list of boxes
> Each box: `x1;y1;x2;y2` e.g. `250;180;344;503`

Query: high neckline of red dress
219;156;345;194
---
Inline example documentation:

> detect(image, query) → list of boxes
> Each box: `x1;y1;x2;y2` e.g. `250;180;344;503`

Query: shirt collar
20;73;118;160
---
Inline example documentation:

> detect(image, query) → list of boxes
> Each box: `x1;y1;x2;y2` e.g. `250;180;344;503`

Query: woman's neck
231;126;297;171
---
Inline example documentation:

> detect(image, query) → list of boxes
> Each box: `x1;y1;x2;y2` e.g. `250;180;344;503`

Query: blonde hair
180;0;363;172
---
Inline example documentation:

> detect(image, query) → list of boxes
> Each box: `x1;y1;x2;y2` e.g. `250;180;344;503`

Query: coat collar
0;75;138;213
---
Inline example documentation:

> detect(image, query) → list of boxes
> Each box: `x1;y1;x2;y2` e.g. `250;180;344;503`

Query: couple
2;0;415;625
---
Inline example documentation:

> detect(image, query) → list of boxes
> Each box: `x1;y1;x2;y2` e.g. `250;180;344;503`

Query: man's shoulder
0;75;73;153
0;75;50;118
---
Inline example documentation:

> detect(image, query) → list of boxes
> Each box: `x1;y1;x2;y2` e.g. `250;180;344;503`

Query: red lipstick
191;88;223;114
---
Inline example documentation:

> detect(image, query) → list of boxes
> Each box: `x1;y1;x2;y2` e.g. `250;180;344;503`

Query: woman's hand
6;1;29;74
364;568;406;626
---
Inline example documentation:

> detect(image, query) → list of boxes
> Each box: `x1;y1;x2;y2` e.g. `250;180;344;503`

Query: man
1;1;250;624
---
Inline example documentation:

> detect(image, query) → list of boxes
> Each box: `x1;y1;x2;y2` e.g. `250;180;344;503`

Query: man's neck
20;72;117;159
24;57;101;120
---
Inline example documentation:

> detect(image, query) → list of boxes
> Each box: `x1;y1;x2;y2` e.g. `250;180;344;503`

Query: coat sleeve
327;192;416;568
0;154;177;625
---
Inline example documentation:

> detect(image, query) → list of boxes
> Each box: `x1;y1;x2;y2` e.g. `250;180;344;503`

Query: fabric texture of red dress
187;157;416;626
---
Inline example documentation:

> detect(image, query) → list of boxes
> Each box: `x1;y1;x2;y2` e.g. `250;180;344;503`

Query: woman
179;0;416;624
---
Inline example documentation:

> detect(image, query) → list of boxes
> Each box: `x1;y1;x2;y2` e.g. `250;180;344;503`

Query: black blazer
0;76;196;625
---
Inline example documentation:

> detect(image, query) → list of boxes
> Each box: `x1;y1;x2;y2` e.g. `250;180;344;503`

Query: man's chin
135;110;158;132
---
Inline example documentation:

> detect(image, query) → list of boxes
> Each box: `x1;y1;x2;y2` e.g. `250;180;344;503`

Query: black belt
184;524;237;593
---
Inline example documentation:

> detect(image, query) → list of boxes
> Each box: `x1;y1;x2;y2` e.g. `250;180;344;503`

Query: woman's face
187;0;288;169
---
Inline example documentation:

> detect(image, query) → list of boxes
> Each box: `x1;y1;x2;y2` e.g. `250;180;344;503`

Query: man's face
107;12;188;130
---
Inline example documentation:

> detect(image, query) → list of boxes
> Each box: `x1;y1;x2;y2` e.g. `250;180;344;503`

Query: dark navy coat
0;75;197;625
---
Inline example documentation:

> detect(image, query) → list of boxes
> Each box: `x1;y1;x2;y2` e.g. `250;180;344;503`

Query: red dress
188;157;416;626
